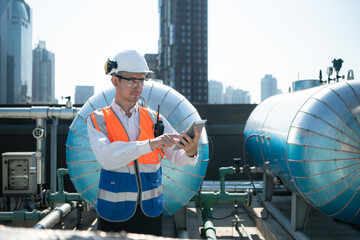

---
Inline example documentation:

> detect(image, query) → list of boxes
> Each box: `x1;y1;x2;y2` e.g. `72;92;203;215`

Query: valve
233;158;241;173
61;96;72;109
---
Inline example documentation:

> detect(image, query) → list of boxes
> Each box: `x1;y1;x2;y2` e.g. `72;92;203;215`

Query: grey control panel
2;152;36;196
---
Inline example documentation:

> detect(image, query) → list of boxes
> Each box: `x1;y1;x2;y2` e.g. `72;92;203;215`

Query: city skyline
24;0;360;103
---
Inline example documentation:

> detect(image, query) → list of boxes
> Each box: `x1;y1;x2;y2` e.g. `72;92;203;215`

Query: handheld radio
154;105;164;137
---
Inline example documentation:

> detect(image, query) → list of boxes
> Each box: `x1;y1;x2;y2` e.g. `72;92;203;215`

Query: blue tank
65;81;209;217
244;80;360;224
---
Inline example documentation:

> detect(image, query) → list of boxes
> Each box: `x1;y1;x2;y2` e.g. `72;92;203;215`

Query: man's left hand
175;126;203;157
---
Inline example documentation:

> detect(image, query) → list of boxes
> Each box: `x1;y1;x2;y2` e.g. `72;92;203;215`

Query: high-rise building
223;86;234;104
208;80;223;104
232;89;251;104
261;74;279;102
32;40;55;104
0;0;32;104
159;0;208;103
223;85;251;104
75;85;94;105
144;53;161;79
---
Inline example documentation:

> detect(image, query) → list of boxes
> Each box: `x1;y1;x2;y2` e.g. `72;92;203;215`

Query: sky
26;0;360;104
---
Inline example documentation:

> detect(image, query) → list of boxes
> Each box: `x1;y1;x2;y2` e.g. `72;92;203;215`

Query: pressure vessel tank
65;81;209;217
244;80;360;224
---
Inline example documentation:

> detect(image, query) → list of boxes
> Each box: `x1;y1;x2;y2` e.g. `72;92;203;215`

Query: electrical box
2;152;37;196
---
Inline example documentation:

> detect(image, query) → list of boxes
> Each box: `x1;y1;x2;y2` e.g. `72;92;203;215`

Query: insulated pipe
244;81;360;223
65;81;209;216
32;203;74;229
0;106;80;119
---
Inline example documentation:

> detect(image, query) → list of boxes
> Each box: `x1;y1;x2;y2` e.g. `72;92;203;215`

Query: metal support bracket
263;173;275;201
291;192;310;232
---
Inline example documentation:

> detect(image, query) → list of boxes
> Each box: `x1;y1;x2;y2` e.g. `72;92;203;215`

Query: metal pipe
192;191;249;205
57;168;68;194
234;214;253;240
218;166;263;194
32;203;74;229
0;211;43;221
36;118;46;186
44;169;82;204
202;207;217;240
0;202;43;221
219;167;235;194
0;106;80;119
264;201;310;240
50;118;58;193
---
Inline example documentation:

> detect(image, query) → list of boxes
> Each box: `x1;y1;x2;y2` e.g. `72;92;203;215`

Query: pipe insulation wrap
244;80;360;224
0;107;79;119
65;81;209;217
32;203;74;229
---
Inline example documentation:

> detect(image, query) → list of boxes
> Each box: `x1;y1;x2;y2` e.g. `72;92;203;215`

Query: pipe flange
40;189;51;208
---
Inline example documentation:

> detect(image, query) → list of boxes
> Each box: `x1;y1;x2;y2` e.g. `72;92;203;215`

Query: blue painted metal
65;81;209;217
244;80;360;224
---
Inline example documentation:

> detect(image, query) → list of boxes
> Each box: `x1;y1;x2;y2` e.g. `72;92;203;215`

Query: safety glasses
115;75;148;88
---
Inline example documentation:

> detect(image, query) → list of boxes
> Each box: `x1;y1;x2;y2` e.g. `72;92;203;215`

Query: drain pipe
33;203;74;229
201;206;217;240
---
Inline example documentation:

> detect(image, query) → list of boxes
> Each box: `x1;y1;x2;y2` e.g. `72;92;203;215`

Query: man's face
112;73;145;104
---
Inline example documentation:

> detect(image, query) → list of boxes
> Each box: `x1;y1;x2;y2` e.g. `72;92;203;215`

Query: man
86;49;202;236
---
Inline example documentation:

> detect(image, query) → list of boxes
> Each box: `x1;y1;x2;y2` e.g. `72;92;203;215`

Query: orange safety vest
89;105;164;221
91;106;164;164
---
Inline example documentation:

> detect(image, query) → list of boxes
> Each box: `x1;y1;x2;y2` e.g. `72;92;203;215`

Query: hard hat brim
111;70;153;76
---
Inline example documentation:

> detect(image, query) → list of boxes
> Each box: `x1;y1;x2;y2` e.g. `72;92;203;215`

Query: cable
197;135;232;220
197;134;270;221
242;134;269;220
207;135;215;162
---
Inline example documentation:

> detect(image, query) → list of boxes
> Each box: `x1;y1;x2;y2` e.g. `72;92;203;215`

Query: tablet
172;119;207;150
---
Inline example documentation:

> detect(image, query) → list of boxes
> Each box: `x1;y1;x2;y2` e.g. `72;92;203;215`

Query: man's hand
149;133;180;150
174;126;203;157
149;127;203;157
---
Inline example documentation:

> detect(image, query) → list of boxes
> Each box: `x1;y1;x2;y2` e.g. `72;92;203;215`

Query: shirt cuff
137;140;153;155
184;152;198;166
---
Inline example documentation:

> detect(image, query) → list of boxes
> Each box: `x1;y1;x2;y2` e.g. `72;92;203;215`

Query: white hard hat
104;49;153;75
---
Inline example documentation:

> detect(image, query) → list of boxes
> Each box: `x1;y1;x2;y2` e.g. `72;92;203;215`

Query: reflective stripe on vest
90;105;164;221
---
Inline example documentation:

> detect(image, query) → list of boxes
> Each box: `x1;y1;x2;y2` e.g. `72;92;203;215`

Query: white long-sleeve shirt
87;100;198;170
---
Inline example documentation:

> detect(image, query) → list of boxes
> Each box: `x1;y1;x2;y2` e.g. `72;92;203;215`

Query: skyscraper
75;85;94;105
208;80;223;104
144;53;161;79
261;74;279;102
159;0;208;103
32;40;55;104
0;0;32;104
